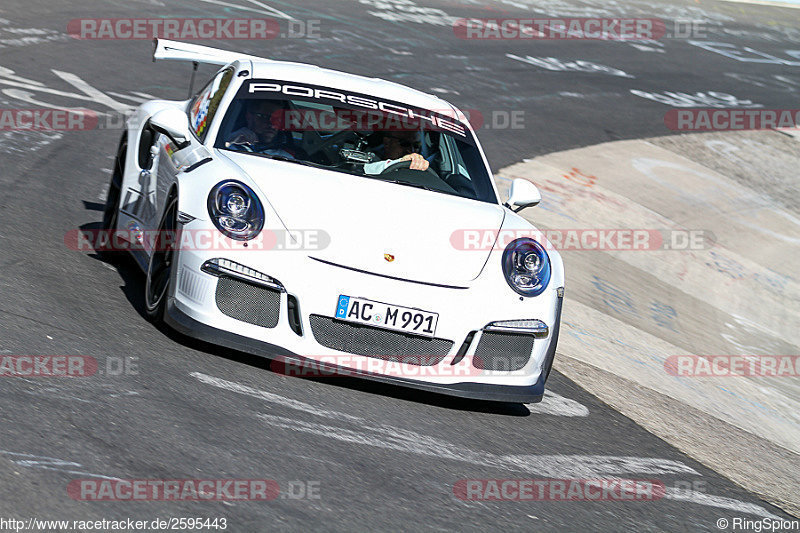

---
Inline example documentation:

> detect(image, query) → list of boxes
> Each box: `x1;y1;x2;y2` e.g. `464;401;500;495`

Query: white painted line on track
526;391;589;417
259;414;473;462
502;455;700;477
0;450;123;481
255;414;779;518
190;371;363;422
664;487;782;519
195;372;778;517
194;371;588;419
194;0;296;20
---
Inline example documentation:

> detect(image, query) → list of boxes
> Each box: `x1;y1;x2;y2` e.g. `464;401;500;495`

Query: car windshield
214;79;498;204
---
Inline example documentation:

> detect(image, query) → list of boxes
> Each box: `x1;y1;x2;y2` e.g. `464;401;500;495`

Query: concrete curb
493;129;800;515
555;353;800;517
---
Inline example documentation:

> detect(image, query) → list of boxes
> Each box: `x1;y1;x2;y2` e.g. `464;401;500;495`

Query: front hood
222;151;505;286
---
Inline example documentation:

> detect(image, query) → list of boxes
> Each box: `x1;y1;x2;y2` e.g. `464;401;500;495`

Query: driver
364;130;429;175
226;100;295;158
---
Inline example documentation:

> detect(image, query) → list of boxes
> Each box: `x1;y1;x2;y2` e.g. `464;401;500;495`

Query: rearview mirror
505;178;541;213
149;108;191;150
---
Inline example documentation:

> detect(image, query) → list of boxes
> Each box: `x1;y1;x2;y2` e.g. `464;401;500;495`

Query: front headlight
207;180;264;241
502;238;551;297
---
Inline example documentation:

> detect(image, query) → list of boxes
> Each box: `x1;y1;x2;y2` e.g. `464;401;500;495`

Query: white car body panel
220;152;505;285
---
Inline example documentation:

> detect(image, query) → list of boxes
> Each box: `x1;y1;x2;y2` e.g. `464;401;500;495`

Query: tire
144;194;178;323
99;136;126;257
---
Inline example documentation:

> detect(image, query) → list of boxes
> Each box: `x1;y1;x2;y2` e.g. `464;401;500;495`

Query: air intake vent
472;332;534;371
215;277;280;328
309;315;453;364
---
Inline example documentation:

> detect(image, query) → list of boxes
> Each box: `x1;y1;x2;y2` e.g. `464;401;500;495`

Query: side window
188;67;234;142
426;131;451;175
443;135;468;179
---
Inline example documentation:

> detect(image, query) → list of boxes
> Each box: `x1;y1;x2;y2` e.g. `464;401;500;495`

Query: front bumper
166;245;562;403
166;298;560;403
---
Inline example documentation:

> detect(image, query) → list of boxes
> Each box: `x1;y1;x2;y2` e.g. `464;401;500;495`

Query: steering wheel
379;159;439;179
306;130;361;162
226;140;255;153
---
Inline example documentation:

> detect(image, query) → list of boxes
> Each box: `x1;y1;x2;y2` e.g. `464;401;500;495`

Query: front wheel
144;195;178;323
99;136;126;258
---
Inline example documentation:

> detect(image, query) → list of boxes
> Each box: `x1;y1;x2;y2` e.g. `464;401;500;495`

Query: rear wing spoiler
152;38;269;66
153;39;269;96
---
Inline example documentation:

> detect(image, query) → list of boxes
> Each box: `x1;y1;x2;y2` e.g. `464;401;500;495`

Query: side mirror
505;178;541;213
149;108;191;150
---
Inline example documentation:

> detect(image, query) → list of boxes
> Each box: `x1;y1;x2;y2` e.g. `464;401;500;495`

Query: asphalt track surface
0;0;798;531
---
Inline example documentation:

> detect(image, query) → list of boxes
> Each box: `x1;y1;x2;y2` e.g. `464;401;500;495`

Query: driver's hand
229;129;259;145
399;153;429;171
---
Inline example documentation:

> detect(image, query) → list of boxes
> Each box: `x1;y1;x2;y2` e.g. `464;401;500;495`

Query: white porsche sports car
102;39;564;403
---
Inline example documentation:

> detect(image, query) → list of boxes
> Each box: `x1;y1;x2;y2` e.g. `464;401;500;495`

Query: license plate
335;295;438;337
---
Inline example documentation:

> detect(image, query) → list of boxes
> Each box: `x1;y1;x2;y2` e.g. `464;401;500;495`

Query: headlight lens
207;180;264;241
502;238;551;297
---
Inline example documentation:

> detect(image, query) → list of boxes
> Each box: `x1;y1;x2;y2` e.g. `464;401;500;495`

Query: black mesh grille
472;332;534;371
215;277;280;328
309;315;453;364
